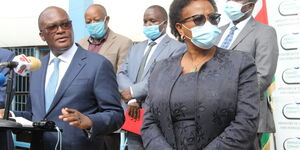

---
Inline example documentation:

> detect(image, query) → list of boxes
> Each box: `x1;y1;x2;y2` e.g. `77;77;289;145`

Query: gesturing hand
59;108;93;129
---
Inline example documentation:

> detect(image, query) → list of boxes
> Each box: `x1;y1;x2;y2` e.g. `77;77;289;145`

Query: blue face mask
143;21;165;40
224;1;252;21
183;22;221;49
86;18;107;39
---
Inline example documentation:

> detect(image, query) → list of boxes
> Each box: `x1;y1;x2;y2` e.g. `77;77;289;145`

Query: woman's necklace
188;51;212;72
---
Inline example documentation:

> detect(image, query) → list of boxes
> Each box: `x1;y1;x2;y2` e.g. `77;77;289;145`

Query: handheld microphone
0;73;6;86
0;54;42;76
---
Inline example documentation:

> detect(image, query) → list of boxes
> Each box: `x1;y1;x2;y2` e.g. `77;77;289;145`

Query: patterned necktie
136;41;157;82
220;26;238;49
45;58;61;112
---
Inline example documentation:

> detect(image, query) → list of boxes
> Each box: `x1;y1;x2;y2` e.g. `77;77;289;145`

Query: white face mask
224;1;253;21
182;22;221;49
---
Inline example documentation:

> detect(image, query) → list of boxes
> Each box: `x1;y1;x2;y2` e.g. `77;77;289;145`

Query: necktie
220;26;238;49
45;58;61;112
136;41;157;82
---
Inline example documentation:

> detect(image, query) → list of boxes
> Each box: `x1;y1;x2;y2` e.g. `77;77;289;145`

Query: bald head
38;6;70;31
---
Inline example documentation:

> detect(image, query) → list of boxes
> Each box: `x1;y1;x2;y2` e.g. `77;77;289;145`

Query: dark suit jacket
141;48;259;150
14;45;124;150
0;48;15;150
216;17;278;132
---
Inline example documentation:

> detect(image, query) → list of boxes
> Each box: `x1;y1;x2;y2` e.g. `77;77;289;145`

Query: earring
181;34;185;40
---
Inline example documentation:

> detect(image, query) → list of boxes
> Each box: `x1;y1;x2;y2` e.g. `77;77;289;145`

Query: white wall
0;0;263;47
0;0;68;47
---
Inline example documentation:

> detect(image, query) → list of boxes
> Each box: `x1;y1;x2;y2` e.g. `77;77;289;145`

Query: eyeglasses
40;20;72;33
179;13;221;26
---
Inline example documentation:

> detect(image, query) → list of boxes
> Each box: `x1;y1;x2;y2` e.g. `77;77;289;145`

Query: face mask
86;17;107;39
224;1;253;21
143;21;166;40
183;22;221;49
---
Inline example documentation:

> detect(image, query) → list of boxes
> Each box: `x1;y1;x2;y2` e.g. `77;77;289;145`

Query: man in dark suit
117;5;186;150
216;0;279;149
1;6;124;150
0;48;15;150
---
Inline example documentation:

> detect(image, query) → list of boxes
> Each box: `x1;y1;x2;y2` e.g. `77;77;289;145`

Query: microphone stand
0;67;21;127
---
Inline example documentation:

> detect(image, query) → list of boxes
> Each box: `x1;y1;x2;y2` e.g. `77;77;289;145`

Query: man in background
117;5;186;150
216;0;279;149
78;4;133;73
0;48;15;150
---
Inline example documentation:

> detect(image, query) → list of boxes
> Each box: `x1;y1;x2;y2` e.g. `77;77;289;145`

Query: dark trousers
104;133;121;150
0;130;14;150
127;132;144;150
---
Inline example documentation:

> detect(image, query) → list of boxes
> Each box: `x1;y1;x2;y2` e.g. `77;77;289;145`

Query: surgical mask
143;21;166;40
86;17;107;39
224;1;253;21
183;22;221;49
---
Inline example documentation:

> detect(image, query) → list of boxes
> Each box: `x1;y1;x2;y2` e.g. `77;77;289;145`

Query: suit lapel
45;48;86;116
132;40;148;81
40;56;50;116
230;17;255;49
142;35;170;79
161;56;182;147
99;30;116;55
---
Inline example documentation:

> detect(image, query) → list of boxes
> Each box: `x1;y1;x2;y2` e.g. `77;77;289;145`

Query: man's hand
128;102;141;120
120;88;133;103
59;108;93;129
0;109;4;118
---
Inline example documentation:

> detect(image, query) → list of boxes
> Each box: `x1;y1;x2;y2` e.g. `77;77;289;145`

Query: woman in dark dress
141;0;260;150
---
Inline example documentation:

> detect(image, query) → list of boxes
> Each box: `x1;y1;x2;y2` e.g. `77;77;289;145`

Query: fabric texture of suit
14;45;124;150
216;17;278;133
117;35;186;100
78;29;133;72
141;49;259;150
0;48;15;150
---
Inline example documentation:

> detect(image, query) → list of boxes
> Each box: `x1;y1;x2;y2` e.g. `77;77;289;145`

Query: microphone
0;73;6;86
0;54;42;76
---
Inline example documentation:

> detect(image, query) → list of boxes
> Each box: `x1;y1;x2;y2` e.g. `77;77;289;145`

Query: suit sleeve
87;59;124;137
117;46;135;91
116;39;133;73
255;27;278;95
0;51;15;108
203;54;259;150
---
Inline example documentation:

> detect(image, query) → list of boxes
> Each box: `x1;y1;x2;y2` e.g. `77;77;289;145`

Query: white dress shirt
218;16;252;48
45;43;78;93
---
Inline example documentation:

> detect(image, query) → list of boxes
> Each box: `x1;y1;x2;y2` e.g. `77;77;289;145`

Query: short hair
169;0;218;42
146;5;168;21
87;4;107;16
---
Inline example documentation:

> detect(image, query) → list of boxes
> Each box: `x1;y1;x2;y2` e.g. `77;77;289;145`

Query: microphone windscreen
0;73;6;86
28;56;42;71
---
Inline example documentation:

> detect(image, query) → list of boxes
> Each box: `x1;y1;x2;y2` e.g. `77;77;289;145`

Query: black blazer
141;48;259;150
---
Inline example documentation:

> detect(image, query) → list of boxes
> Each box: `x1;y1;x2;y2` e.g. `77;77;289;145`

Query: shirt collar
147;33;166;45
48;43;78;65
229;16;252;30
88;28;110;45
